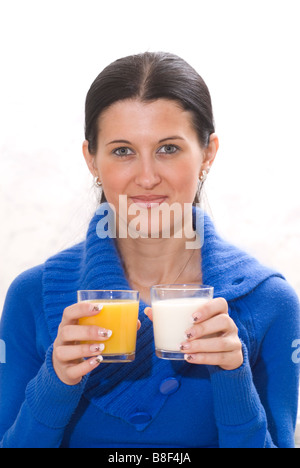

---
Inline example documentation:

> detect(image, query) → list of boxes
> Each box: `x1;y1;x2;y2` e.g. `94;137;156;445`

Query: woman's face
83;98;218;237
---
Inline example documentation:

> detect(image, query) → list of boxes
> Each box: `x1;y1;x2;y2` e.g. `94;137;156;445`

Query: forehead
98;99;198;142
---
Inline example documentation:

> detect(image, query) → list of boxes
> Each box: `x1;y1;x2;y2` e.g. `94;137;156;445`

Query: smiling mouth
130;196;168;208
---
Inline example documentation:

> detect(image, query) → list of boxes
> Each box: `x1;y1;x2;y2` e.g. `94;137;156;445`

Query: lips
130;195;168;209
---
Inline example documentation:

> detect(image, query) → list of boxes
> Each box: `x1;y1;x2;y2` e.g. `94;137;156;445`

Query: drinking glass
151;284;214;360
78;290;139;363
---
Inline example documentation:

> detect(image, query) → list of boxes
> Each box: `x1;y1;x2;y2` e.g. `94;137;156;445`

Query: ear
82;140;97;177
201;133;219;172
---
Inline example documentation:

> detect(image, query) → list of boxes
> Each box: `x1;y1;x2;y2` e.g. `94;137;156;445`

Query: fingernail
98;329;113;338
90;343;105;353
193;313;202;323
90;355;103;366
89;304;103;312
184;354;194;362
180;343;191;351
185;331;194;340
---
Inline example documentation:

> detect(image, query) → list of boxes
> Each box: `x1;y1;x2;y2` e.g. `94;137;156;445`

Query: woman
0;52;299;448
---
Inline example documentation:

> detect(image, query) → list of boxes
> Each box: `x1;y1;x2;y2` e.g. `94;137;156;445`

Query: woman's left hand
145;298;243;371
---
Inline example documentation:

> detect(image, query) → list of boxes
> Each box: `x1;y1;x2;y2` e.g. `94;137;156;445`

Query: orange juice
79;300;139;357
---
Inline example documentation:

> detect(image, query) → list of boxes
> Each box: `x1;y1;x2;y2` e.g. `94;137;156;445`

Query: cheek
97;160;126;199
169;162;200;197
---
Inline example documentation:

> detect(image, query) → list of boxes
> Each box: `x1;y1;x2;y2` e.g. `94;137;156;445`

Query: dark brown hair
85;51;215;155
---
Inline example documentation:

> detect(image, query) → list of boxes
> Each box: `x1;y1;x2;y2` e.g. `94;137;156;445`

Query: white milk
152;297;209;352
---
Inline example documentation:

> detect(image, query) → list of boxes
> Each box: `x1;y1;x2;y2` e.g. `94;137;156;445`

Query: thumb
144;307;153;322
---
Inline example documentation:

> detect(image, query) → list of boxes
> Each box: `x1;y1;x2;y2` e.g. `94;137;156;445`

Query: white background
0;0;299;438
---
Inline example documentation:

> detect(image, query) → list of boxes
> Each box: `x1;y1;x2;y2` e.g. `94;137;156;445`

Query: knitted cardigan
0;208;299;448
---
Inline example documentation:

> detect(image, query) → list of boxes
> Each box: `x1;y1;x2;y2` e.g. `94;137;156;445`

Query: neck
116;235;202;289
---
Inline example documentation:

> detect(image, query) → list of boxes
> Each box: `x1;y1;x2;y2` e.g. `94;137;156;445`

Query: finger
185;314;237;341
54;343;105;362
60;324;112;344
180;335;241;354
137;320;141;331
64;355;104;382
144;307;153;322
184;349;243;369
61;302;104;326
192;298;228;323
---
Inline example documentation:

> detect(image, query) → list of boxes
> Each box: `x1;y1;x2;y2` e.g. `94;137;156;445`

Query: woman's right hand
52;302;112;386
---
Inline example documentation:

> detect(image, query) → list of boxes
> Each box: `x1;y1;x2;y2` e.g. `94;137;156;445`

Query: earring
199;169;208;183
94;177;102;188
196;168;210;203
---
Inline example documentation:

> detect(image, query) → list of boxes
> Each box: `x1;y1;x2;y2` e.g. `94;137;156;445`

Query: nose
134;156;161;190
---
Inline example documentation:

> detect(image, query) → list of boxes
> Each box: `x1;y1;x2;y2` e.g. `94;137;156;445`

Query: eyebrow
106;139;131;146
106;136;185;146
158;136;185;143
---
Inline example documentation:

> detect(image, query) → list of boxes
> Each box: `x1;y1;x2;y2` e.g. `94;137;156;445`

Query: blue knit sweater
0;209;299;448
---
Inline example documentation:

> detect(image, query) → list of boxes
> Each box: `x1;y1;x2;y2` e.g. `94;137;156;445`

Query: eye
157;144;180;155
112;147;135;157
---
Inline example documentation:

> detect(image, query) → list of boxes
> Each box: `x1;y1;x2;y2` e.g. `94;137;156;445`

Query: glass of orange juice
78;290;140;363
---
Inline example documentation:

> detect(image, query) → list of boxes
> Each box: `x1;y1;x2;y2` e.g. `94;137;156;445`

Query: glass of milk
151;284;214;360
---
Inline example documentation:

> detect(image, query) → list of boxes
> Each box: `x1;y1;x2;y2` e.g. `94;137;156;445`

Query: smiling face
83;98;218;237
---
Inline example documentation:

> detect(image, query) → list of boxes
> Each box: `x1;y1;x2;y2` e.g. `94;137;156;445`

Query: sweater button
159;377;180;395
129;412;152;425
